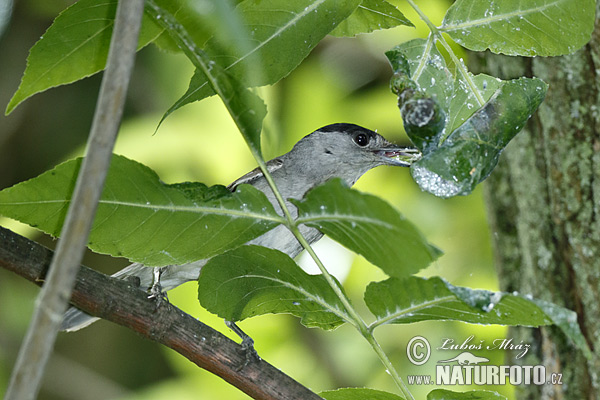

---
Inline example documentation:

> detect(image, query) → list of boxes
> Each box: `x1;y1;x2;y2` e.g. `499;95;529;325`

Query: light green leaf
427;389;507;400
366;277;553;328
366;276;592;357
447;73;502;135
6;0;164;114
146;0;266;153
0;155;283;266
532;298;593;360
293;179;441;277
146;0;249;53
146;0;214;54
166;0;362;118
441;0;595;56
198;245;349;330
330;0;413;37
322;388;404;400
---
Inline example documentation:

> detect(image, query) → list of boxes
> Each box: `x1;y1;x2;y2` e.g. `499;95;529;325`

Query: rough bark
0;226;324;400
469;8;600;400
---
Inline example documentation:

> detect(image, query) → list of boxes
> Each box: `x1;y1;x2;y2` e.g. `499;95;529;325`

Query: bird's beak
375;145;422;167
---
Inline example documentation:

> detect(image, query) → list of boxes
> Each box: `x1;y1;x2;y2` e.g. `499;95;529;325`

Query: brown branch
0;226;323;400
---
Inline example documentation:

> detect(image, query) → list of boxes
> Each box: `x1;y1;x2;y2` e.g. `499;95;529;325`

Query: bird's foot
225;320;260;369
148;267;169;307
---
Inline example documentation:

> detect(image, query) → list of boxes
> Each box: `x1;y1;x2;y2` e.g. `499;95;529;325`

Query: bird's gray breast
245;168;324;259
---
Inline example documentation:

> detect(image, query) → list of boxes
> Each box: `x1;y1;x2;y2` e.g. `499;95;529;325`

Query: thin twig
0;226;324;400
4;1;144;399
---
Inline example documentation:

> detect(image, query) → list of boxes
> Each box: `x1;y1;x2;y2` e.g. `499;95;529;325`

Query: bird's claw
148;267;168;308
225;320;260;369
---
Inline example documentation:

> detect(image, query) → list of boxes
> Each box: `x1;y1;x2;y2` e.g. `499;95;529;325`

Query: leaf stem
287;225;414;399
368;295;455;331
405;0;485;106
365;333;416;400
243;100;417;399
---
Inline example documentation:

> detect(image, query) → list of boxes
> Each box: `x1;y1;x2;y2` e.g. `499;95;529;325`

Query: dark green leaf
166;0;362;116
330;0;413;37
0;155;283;266
6;0;163;114
441;0;595;56
410;77;547;198
387;38;453;111
145;0;266;153
387;38;548;198
293;179;441;277
386;39;502;152
386;38;452;153
427;389;507;400
322;387;404;400
198;245;349;329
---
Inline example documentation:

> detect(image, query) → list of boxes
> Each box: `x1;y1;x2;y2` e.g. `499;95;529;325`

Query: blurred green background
0;0;512;399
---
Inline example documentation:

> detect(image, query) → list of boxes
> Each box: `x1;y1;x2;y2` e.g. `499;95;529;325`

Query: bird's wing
227;158;283;191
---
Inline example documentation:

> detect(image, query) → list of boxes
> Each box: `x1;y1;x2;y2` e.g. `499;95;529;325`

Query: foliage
1;0;595;399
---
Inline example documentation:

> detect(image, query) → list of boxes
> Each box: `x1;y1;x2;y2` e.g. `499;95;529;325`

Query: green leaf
145;0;266;154
441;0;595;56
6;0;164;114
366;276;553;328
322;388;404;400
532;298;593;360
146;0;214;54
366;276;592;357
293;179;441;277
387;38;453;111
386;39;502;151
198;245;349;329
330;0;413;37
386;39;548;198
410;77;547;198
427;389;507;400
0;155;283;266
446;73;503;135
166;0;362;117
386;38;453;152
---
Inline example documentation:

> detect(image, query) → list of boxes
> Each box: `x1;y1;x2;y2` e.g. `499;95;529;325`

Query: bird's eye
354;133;369;147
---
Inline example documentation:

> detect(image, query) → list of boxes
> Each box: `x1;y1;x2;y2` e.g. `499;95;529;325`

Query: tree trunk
469;9;600;400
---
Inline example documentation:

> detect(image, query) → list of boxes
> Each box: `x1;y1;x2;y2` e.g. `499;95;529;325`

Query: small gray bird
61;123;420;331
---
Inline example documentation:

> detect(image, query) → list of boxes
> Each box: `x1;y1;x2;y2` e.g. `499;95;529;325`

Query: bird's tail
60;260;205;332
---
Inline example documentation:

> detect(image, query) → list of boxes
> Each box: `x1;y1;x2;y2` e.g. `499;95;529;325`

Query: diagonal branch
0;226;323;400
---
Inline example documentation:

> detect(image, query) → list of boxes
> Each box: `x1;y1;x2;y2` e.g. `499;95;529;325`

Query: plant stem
4;1;144;399
365;333;416;400
288;225;414;399
405;0;485;107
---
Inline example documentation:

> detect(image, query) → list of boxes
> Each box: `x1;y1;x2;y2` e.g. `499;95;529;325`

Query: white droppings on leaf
412;165;462;198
